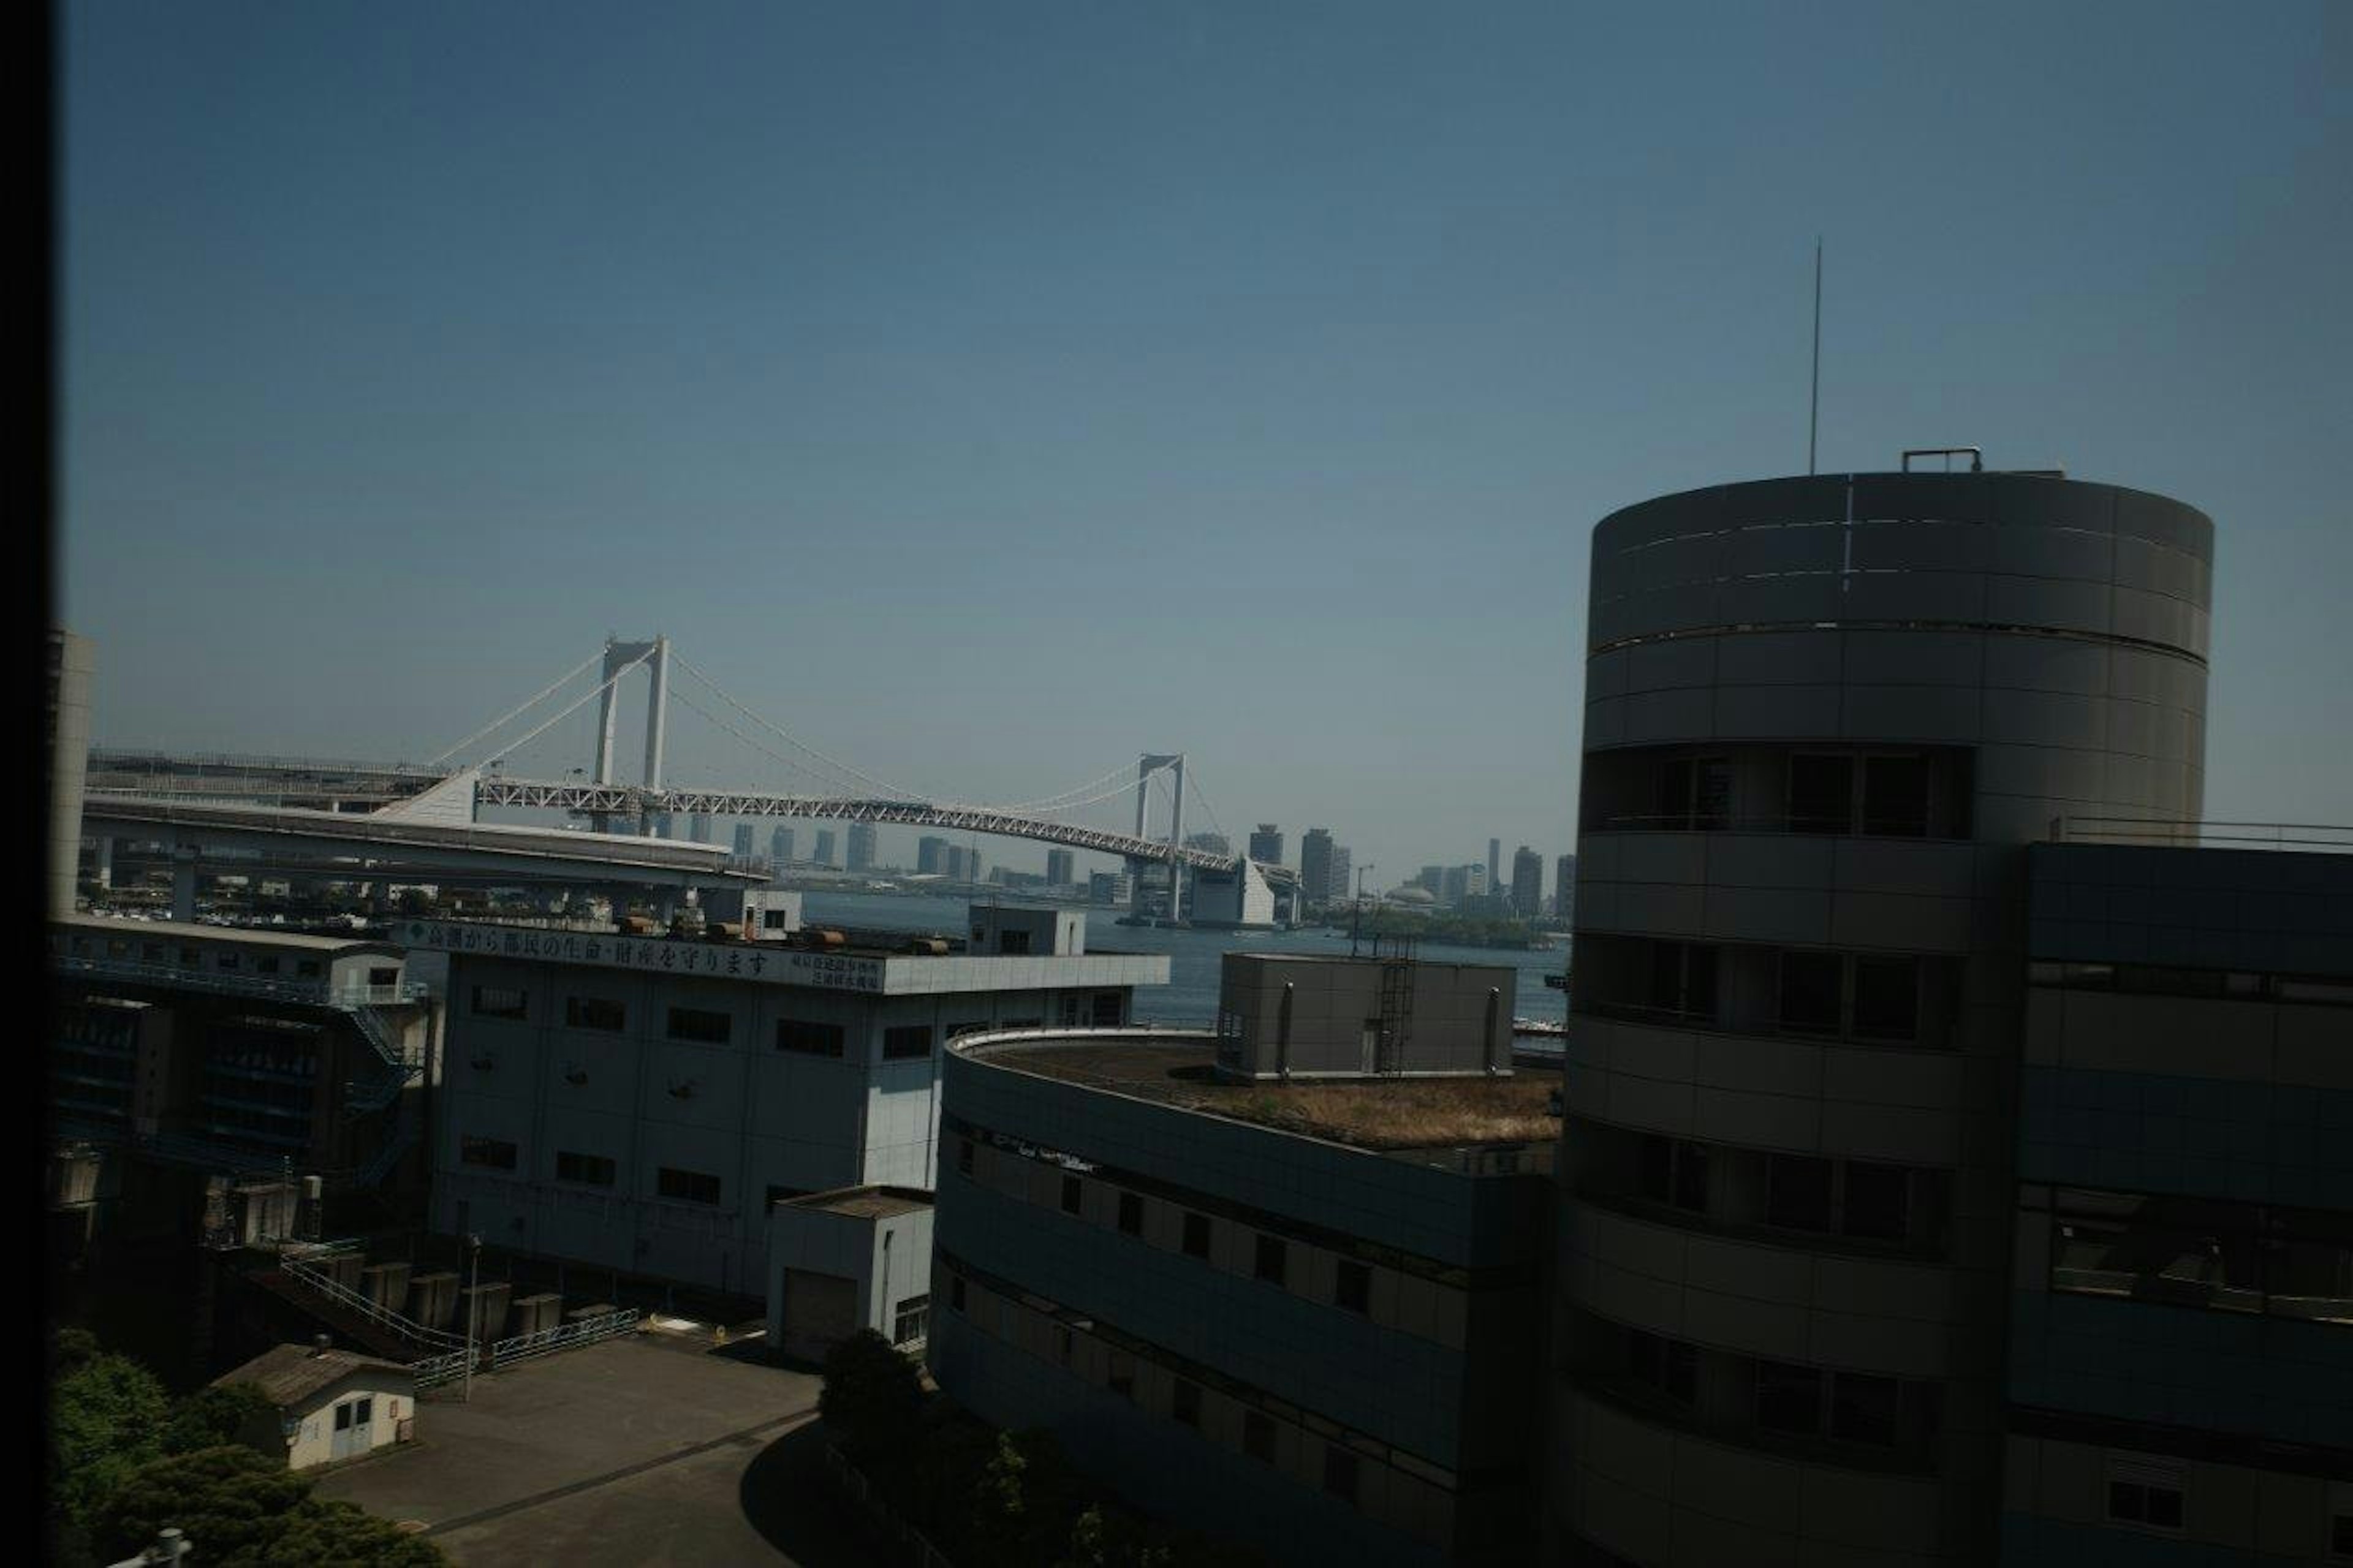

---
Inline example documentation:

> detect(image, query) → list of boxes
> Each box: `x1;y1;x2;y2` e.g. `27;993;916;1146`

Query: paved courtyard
314;1330;873;1566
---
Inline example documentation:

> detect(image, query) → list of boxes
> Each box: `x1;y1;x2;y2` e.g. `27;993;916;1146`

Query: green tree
816;1329;926;1463
258;1499;447;1566
50;1349;171;1527
963;1429;1032;1567
89;1446;311;1564
163;1382;278;1456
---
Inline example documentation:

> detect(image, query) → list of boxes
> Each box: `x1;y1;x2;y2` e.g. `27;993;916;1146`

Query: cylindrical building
1546;471;2213;1564
47;627;95;918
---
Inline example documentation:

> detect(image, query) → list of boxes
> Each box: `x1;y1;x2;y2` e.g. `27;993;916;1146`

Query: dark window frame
666;1006;733;1045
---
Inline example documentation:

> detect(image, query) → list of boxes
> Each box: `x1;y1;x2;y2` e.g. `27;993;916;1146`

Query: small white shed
212;1341;419;1471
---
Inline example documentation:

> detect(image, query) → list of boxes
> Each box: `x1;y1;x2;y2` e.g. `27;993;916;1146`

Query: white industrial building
413;906;1167;1298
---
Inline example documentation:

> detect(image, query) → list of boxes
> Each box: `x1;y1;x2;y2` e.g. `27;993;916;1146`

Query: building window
555;1150;615;1186
1841;1162;1912;1242
1659;755;1731;830
1059;994;1081;1026
892;1295;930;1347
369;966;400;987
1829;1371;1900;1446
2108;1475;2184;1531
667;1007;732;1044
776;1019;846;1057
1171;1378;1201;1429
1851;956;1920;1040
999;929;1032;955
1090;993;1124;1026
1640;1135;1709;1213
1789;754;1854;833
1061;1175;1082;1216
1243;1409;1277;1464
564;996;627;1032
1647;941;1718;1021
460;1135;518;1171
1181;1211;1211;1259
472;986;528;1021
1335;1260;1371;1314
1754;1361;1822;1435
1627;1328;1696;1405
1776;952;1843;1034
882;1025;933;1060
1254;1234;1287;1286
1118;1192;1143;1237
1765;1155;1834;1232
1862;754;1931;836
657;1167;721;1206
255;956;280;975
958;1140;975;1176
1322;1445;1360;1504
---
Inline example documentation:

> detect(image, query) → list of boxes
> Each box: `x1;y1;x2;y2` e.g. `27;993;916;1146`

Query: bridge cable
662;684;860;800
669;654;924;801
985;757;1160;816
426;648;605;766
481;646;655;767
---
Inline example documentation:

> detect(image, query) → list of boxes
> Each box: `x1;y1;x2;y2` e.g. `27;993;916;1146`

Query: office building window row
936;1251;1461;1548
555;1149;616;1187
882;1025;934;1060
1573;1119;1954;1258
1580;744;1973;838
776;1018;847;1058
657;1166;722;1206
946;1118;1498;1346
1569;1308;1945;1474
1574;936;1953;1050
2028;961;2353;1009
2036;1186;2353;1324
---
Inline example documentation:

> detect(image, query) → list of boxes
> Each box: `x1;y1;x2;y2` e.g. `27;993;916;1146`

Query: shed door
330;1395;374;1460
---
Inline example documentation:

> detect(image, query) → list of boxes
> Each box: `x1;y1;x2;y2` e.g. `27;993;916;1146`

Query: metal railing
487;1308;642;1371
2056;816;2353;852
411;1349;474;1390
280;1241;468;1353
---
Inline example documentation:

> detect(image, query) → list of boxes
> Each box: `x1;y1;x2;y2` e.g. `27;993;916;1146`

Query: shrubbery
45;1328;447;1567
817;1331;1262;1568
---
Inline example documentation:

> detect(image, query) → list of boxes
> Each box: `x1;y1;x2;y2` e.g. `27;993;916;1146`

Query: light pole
463;1232;482;1403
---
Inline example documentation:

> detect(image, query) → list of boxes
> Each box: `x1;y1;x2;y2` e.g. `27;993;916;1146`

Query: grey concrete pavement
314;1331;873;1567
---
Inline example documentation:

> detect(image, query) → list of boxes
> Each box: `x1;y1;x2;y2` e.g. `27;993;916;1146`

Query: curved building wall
1548;472;2213;1566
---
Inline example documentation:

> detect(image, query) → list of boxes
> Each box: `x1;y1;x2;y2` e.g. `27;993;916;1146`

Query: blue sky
59;1;2352;881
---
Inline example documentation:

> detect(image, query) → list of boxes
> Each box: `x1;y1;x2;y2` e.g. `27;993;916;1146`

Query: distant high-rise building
846;822;877;873
1417;865;1446;898
1328;846;1352;903
1510;846;1542;918
1299;828;1335;903
918;836;950;876
1487;838;1500;896
1441;863;1487;907
942;845;984;884
1183;831;1232;857
688;813;713;844
1247;825;1284;866
813;828;836;866
1552;854;1575;919
1087;870;1132;906
732;823;755;861
771;825;795;864
1045;849;1075;886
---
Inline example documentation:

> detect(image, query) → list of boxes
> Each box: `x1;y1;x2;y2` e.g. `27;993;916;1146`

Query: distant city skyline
55;4;2352;880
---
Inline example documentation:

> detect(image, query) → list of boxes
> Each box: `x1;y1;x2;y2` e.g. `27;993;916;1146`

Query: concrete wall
432;953;1144;1294
1551;472;2216;1567
931;1040;1551;1564
1217;953;1516;1078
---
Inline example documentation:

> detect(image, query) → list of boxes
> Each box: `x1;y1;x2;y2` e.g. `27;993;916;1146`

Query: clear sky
59;1;2352;882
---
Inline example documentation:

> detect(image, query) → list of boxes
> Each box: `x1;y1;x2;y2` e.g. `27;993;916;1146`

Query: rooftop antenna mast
1808;237;1823;475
